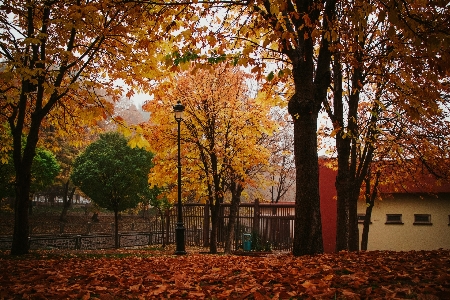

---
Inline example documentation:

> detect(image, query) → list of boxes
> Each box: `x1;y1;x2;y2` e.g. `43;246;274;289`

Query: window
358;214;371;224
386;214;403;224
414;214;432;225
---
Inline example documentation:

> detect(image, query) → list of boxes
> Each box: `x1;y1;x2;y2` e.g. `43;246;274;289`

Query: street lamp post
173;100;186;255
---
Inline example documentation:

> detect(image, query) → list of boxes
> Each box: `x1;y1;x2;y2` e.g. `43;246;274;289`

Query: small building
356;170;450;251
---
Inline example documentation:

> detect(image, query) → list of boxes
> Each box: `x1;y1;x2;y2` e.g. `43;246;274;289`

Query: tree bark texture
361;172;379;251
224;180;243;254
291;109;324;255
335;180;359;251
11;119;39;255
209;199;219;254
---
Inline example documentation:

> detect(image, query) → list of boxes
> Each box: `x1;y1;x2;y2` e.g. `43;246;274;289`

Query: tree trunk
361;172;379;251
28;194;33;215
160;208;166;248
209;199;220;254
60;181;75;222
361;199;374;251
114;209;120;249
335;180;359;251
224;181;243;254
333;46;362;252
291;109;324;255
289;58;324;255
11;130;37;255
11;181;31;255
286;0;336;255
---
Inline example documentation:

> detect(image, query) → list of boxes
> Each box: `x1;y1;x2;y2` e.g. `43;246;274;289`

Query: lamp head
173;101;185;121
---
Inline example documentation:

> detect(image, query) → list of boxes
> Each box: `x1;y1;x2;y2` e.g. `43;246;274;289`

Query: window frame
385;214;403;224
413;214;432;225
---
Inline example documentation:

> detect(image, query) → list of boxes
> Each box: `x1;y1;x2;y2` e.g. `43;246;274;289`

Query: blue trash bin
243;233;252;251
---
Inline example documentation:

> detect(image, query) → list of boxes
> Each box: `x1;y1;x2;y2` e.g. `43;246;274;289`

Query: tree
167;0;450;256
143;63;278;254
320;0;450;251
0;0;181;255
266;110;295;203
71;132;154;248
170;0;338;255
0;146;59;207
30;148;60;195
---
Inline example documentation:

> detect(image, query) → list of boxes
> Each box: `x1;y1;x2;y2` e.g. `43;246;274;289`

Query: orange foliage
142;63;280;204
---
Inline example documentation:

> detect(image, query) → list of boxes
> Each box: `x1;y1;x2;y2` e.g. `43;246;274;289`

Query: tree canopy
71;132;153;213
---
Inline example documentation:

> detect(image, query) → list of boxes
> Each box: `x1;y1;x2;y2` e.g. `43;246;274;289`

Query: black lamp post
173;100;186;255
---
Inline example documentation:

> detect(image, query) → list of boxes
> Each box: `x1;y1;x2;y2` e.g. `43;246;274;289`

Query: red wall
319;162;337;253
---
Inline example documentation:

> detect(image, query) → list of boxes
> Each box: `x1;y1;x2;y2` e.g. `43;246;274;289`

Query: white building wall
357;194;450;251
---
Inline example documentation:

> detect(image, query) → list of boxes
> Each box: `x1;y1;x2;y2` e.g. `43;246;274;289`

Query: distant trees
71;132;154;248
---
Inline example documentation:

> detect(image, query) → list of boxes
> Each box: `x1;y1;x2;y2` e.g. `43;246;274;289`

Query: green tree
0;147;60;206
71;132;153;248
30;148;60;195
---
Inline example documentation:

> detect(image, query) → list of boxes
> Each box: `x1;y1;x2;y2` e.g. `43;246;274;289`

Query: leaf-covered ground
0;249;449;299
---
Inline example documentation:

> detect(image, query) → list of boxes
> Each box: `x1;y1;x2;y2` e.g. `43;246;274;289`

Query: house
247;158;450;252
318;159;450;252
356;168;450;251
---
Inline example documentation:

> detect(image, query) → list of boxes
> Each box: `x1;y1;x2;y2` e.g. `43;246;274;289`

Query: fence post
253;199;260;235
203;202;210;247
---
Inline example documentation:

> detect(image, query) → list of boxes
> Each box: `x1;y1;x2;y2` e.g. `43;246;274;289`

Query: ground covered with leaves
0;248;449;299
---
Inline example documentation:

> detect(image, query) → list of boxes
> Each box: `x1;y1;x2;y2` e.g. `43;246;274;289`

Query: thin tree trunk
209;199;219;254
336;181;360;251
114;209;120;249
160;208;165;248
361;200;374;251
361;171;380;251
224;181;243;254
11;139;36;255
60;181;75;222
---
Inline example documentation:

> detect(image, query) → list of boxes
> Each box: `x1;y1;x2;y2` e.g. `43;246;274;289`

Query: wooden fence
0;201;295;251
161;200;295;251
